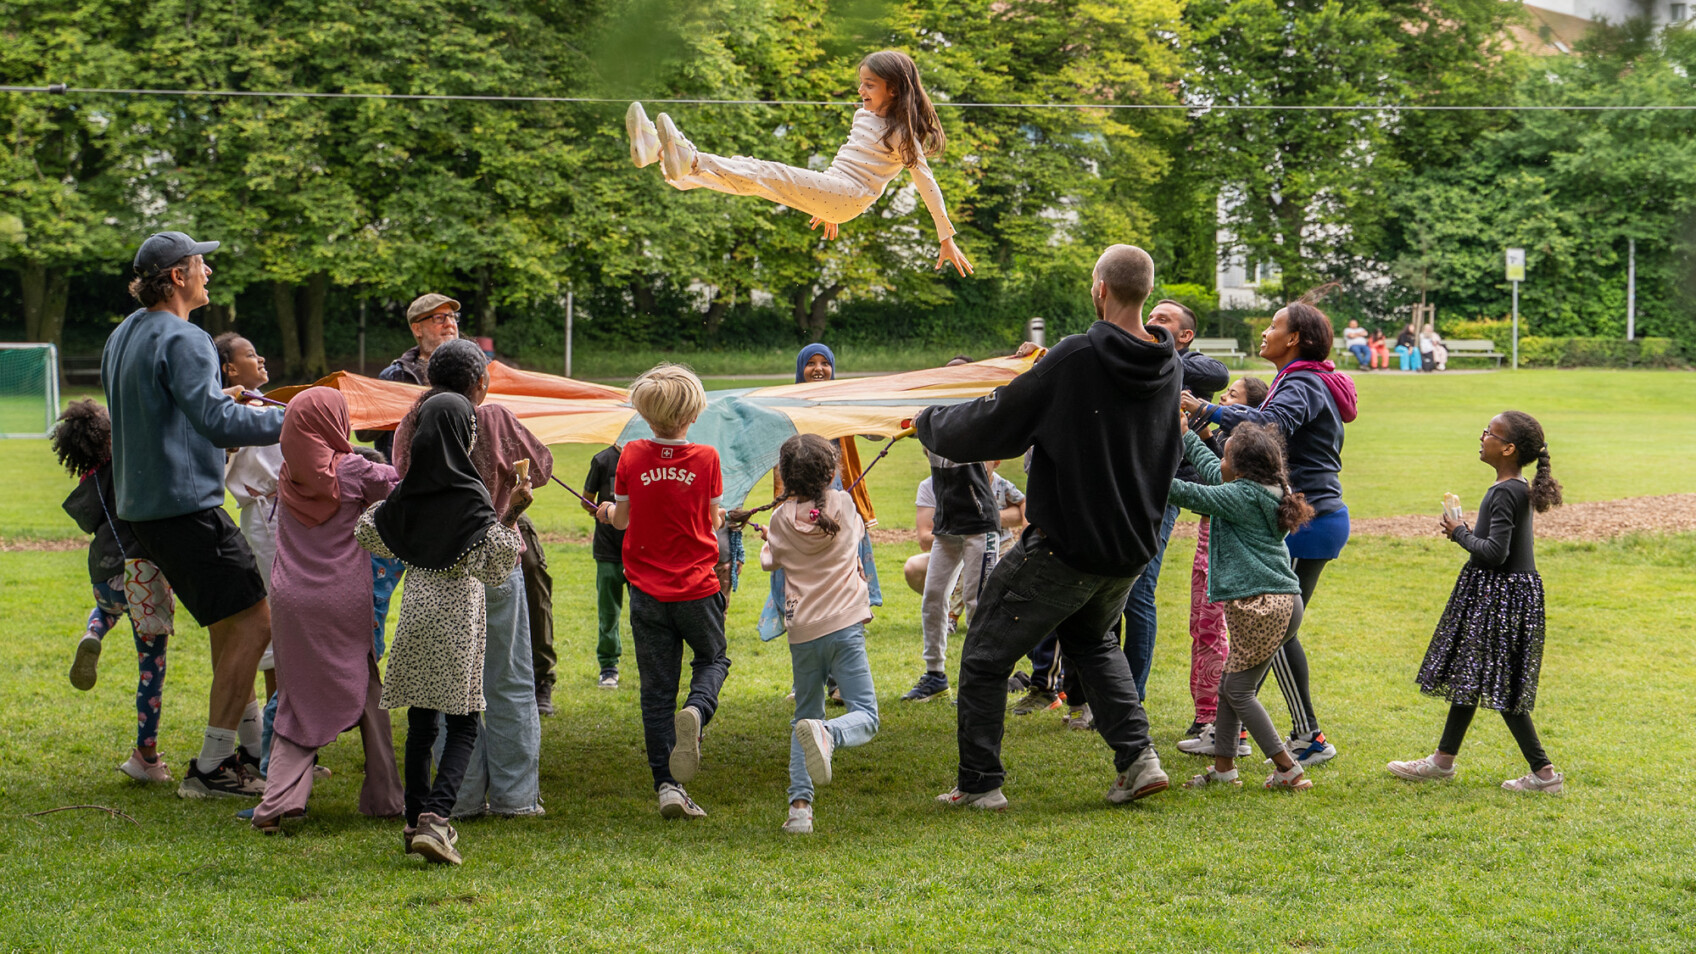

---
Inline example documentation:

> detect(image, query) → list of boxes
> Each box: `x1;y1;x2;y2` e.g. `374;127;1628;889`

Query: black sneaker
1182;720;1208;741
536;684;555;717
900;671;950;702
1007;671;1032;693
238;746;265;780
177;754;266;799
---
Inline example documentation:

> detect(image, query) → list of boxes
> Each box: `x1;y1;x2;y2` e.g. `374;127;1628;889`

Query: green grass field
2;369;1694;951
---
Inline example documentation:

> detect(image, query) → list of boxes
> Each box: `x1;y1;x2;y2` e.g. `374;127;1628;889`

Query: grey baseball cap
133;231;219;276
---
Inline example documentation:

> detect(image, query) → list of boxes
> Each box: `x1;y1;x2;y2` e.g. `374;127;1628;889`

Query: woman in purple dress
251;387;403;832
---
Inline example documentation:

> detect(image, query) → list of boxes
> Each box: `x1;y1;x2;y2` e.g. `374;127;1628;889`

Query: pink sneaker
118;749;172;783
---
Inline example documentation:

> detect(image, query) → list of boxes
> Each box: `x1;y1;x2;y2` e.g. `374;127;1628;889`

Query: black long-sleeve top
1450;478;1536;573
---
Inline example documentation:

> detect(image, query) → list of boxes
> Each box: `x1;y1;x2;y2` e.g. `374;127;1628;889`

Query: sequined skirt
1416;565;1545;714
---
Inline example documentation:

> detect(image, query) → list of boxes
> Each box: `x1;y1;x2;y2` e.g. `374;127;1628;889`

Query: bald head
1093;245;1154;310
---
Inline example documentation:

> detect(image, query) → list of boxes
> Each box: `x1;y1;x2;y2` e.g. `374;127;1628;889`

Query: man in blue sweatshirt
918;244;1179;810
103;231;284;800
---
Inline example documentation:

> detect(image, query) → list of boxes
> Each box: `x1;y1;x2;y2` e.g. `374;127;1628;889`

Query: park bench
1193;337;1245;361
63;354;102;386
1443;339;1506;367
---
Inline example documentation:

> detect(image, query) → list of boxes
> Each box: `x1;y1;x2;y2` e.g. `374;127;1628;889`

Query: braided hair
1223;422;1314;534
1497;410;1563;513
727;434;843;537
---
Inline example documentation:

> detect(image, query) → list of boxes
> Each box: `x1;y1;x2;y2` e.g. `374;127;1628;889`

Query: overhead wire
3;84;1693;111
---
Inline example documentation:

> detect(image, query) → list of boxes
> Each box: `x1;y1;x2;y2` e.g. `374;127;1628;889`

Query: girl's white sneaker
782;803;814;834
1387;755;1457;782
656;112;696;181
1502;771;1563;794
795;719;834;786
625;102;661;168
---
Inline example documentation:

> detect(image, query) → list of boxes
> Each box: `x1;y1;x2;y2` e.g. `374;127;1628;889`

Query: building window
1674;3;1688;21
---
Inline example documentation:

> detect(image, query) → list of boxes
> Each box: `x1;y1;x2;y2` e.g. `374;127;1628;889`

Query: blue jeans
1121;503;1178;701
448;564;542;815
788;623;879;803
1348;344;1370;369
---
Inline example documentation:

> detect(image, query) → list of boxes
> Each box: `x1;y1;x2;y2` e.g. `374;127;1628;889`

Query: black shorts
129;507;267;627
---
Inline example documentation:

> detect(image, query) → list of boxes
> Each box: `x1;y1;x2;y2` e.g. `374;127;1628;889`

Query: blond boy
594;364;729;819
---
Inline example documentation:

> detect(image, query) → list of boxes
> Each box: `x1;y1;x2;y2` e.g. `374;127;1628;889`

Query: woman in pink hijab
250;387;403;832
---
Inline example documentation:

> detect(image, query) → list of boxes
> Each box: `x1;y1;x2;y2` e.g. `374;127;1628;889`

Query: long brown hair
861;50;945;169
1224;422;1314;534
727;434;843;536
1497;410;1563;513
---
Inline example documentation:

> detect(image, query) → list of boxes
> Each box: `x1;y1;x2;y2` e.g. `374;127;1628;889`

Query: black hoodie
915;322;1182;576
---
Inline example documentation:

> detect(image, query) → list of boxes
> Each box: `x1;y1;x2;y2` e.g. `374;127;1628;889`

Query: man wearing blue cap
102;231;283;800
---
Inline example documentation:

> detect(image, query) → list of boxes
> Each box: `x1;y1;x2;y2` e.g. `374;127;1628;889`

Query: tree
0;1;141;350
1185;0;1518;299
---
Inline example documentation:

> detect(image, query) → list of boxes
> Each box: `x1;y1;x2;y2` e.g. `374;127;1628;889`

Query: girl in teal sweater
1168;422;1317;791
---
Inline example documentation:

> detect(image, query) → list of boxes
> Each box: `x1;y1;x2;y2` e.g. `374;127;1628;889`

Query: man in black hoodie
917;244;1180;809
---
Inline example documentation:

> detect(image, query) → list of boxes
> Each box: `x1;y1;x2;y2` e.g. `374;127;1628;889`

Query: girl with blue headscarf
760;345;883;641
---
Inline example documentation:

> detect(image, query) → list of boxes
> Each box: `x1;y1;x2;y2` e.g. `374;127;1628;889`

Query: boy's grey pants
920;532;996;672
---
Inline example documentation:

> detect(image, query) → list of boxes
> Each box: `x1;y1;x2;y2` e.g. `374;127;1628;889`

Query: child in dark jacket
1388;411;1565;794
1167;421;1316;791
53;399;177;783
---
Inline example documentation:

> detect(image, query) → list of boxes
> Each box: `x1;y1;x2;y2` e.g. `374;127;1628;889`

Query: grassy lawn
0;369;1692;949
2;531;1694;950
6;370;1693;541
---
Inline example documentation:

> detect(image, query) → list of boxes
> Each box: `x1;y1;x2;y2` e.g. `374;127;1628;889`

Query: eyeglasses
1481;429;1508;442
416;311;460;326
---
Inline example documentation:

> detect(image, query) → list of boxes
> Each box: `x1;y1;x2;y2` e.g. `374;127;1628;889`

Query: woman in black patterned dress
1388;411;1565;793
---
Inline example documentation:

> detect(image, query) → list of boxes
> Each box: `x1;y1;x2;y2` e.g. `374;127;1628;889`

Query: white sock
197;727;239;774
237;699;263;756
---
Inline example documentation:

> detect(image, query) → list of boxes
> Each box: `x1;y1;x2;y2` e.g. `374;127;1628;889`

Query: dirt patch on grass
7;495;1693;552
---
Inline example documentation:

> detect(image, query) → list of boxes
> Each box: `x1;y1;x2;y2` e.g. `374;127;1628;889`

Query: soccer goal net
0;343;60;438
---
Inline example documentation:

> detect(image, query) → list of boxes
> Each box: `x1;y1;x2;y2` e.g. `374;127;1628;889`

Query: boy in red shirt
594;364;730;819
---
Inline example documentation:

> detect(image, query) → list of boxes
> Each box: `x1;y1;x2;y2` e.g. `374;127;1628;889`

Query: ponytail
1498;410;1563;513
1529;444;1563;513
1277;479;1315;534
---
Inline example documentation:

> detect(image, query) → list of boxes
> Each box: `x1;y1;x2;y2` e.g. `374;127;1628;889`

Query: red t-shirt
614;438;724;602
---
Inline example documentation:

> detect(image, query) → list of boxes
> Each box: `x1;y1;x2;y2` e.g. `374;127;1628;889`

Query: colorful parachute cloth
271;353;1038;509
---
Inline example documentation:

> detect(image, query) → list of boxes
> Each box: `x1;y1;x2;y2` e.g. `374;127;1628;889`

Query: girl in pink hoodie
734;434;879;834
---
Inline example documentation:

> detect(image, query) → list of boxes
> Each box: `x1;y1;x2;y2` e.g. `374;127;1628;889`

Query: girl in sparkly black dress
1388;411;1565;793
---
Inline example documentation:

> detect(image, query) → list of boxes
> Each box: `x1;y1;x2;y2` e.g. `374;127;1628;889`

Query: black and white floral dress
357;504;521;715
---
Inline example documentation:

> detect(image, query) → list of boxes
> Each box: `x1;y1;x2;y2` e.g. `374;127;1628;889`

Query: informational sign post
1506;248;1525;370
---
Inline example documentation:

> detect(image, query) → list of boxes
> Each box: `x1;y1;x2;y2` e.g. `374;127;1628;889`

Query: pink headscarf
279;387;353;528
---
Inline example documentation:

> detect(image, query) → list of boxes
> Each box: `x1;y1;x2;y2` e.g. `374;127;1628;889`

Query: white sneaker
1176;724;1251;757
657;782;707;819
1107;747;1169;803
1386;755;1456;782
1287;730;1337;767
625;101;661;168
795;719;834;786
69;632;102;691
656;112;696;181
936;787;1008;811
1183;767;1242;789
670;705;703;783
118;749;172;783
1501;770;1564;794
1065;704;1094;731
782;803;814;833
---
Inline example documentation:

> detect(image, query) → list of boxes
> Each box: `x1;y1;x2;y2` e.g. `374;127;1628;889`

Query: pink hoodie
759;489;871;644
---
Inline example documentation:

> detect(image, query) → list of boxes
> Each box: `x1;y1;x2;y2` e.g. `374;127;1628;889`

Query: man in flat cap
102;231;281;799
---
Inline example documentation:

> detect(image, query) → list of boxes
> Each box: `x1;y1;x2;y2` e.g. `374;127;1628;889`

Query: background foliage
2;0;1692;374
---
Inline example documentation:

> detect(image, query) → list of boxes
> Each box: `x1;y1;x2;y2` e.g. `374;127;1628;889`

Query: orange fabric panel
485;361;628;401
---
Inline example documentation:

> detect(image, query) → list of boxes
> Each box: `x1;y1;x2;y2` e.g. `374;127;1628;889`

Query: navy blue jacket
1211;370;1346;516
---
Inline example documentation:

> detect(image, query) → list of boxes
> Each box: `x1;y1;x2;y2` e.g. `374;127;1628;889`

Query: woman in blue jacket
1181;302;1356;767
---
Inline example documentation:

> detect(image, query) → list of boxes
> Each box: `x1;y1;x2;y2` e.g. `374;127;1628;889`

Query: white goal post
0;343;61;439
